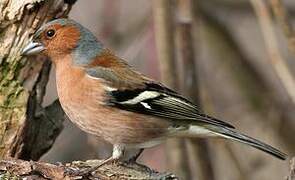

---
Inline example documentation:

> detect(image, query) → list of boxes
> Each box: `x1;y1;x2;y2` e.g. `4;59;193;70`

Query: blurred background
39;0;295;179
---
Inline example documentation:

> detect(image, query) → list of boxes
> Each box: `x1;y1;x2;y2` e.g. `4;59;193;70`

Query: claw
79;157;119;176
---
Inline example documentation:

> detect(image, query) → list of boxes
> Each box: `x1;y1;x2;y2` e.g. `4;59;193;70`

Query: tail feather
206;126;287;160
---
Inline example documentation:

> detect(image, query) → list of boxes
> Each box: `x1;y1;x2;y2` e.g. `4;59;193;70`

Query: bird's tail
196;125;287;160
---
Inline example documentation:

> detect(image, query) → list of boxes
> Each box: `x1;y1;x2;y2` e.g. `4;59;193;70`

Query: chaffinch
22;18;286;167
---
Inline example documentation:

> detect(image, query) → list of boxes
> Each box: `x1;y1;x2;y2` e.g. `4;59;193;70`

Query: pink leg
80;144;125;175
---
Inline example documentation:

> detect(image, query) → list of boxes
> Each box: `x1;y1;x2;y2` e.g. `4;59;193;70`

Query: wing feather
85;55;234;129
106;83;235;129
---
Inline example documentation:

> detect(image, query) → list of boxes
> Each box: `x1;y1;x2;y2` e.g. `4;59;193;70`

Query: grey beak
21;41;45;56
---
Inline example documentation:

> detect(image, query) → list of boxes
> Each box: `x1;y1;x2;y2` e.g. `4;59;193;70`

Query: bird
22;18;287;168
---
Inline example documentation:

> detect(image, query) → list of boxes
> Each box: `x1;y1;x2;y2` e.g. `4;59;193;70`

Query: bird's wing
107;82;235;129
85;56;235;129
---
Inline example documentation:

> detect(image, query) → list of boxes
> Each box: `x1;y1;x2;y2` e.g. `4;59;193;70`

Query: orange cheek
40;26;80;59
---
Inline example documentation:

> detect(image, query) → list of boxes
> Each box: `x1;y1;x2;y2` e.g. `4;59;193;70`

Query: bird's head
22;18;103;65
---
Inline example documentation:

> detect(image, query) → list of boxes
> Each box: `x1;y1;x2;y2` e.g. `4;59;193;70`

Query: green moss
0;172;20;180
0;53;28;157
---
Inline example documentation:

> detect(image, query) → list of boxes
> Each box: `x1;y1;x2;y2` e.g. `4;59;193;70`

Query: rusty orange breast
53;56;171;145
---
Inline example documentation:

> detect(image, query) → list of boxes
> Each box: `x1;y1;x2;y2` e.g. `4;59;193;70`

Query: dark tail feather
208;126;287;160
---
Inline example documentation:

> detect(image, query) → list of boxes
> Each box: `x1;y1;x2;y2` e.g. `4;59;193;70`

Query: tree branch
0;158;177;179
270;0;295;56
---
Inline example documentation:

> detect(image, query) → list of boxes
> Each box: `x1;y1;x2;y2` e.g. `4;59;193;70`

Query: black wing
106;82;235;129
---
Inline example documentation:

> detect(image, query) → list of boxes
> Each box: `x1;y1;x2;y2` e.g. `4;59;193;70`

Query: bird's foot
126;148;144;163
122;160;153;174
84;157;119;175
66;158;119;177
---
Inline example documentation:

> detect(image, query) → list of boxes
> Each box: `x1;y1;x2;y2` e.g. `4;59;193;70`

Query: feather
203;125;287;160
84;51;234;129
85;52;149;90
106;82;235;129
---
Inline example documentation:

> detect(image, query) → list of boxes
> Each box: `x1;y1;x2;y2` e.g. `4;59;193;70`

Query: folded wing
106;82;235;129
85;57;235;129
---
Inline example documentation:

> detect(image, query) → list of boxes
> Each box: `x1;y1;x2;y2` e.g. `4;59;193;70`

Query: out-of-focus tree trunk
153;0;191;179
248;0;295;154
0;0;77;161
176;1;216;180
250;0;295;105
199;3;289;179
287;157;295;180
153;0;179;88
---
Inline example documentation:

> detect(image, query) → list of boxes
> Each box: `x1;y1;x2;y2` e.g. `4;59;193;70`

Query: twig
199;4;270;179
153;0;179;89
199;0;295;18
250;0;295;105
270;0;295;56
200;0;295;153
223;143;247;180
153;0;190;179
286;157;295;180
177;0;216;179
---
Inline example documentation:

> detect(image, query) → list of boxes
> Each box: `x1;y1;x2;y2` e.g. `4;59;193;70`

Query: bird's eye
46;29;55;38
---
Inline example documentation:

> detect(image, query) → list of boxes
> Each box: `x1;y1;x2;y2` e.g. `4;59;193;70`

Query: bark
0;158;176;180
0;0;76;161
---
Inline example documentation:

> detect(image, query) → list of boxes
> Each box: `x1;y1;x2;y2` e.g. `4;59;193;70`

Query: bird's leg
78;144;125;176
124;148;153;173
127;148;144;163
